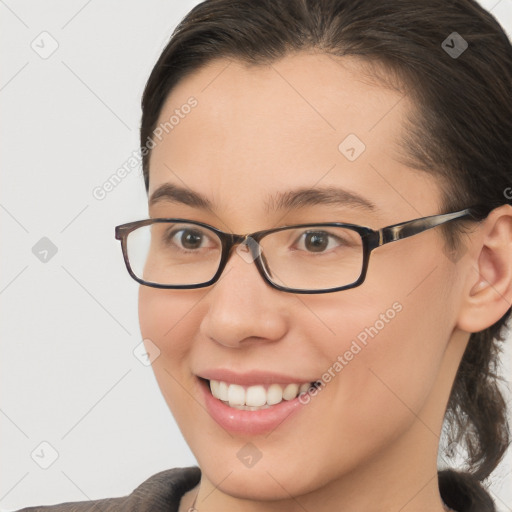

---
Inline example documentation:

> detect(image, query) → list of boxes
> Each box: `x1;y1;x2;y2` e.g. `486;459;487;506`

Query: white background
1;1;511;510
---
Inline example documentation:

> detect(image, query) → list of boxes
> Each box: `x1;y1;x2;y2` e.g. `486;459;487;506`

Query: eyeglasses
114;207;483;294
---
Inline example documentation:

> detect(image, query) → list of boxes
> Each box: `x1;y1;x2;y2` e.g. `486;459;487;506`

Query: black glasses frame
115;206;484;294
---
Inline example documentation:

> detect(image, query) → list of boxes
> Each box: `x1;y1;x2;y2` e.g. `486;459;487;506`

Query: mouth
196;370;322;434
204;378;319;411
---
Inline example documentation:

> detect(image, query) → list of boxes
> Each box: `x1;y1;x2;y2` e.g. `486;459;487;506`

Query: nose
198;241;289;348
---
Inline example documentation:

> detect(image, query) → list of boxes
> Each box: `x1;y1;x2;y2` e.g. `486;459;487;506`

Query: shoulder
15;466;201;512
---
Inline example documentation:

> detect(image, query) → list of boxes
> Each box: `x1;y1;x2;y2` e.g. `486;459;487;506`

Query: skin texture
138;53;512;512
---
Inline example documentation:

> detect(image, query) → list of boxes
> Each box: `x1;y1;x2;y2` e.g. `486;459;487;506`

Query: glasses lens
260;225;364;291
126;221;222;286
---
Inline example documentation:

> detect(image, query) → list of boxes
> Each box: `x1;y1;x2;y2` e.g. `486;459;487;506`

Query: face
139;53;466;504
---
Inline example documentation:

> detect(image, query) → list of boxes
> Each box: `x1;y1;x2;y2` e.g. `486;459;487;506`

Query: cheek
138;286;202;400
303;257;453;431
138;286;202;354
322;277;451;434
138;286;210;438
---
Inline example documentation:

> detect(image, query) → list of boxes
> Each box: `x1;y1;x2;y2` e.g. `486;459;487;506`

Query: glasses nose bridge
224;232;261;258
216;232;267;283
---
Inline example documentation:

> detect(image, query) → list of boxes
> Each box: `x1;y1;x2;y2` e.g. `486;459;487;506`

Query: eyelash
165;228;351;255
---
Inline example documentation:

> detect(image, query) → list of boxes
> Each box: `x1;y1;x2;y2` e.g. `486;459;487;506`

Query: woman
19;0;511;511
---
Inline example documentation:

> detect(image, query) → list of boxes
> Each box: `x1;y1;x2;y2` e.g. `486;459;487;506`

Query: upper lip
197;369;314;387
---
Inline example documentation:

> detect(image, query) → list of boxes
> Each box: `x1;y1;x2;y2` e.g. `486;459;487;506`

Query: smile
209;380;313;410
196;370;322;434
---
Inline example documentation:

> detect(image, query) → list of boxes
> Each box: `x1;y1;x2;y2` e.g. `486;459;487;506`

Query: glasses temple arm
378;208;479;246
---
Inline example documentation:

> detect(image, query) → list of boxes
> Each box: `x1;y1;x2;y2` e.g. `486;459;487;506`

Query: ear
456;204;512;333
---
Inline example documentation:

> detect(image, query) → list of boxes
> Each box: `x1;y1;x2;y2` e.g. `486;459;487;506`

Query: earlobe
457;205;512;333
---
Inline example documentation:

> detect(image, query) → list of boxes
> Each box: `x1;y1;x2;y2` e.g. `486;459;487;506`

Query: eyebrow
149;183;213;210
149;183;376;213
265;186;376;213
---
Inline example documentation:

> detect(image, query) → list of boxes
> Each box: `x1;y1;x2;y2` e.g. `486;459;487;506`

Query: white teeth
299;383;311;393
208;379;311;408
218;381;229;401
209;379;220;398
228;384;245;406
266;384;283;405
245;385;267;407
282;383;299;400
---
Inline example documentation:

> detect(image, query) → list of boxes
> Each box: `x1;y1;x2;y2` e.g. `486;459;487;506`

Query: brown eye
162;225;216;252
176;229;204;250
294;230;348;254
303;232;329;252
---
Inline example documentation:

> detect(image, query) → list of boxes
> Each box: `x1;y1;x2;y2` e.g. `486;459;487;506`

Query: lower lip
199;378;307;435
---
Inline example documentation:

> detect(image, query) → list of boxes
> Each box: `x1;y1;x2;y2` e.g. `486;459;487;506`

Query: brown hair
140;1;511;510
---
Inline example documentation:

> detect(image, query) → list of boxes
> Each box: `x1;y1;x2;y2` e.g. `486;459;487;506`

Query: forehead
148;52;442;225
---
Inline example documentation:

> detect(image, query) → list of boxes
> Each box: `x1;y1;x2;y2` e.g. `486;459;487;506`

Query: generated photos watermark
92;96;198;201
298;301;403;405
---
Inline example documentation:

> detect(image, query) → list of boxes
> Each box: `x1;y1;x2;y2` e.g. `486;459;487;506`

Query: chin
197;455;328;502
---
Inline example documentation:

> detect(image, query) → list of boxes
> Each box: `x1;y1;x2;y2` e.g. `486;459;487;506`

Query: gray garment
16;466;201;512
16;466;487;512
